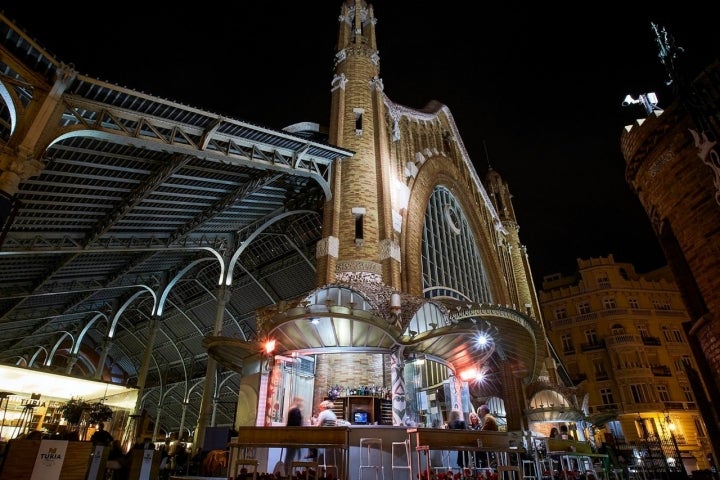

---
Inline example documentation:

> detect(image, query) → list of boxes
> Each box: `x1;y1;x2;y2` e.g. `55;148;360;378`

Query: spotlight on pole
622;92;661;115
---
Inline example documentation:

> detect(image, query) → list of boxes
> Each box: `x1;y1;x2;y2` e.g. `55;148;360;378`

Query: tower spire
483;139;493;171
316;1;399;288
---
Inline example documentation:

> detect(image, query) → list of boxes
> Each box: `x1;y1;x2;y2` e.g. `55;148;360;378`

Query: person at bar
478;405;498;431
447;409;468;468
284;396;305;473
307;399;337;459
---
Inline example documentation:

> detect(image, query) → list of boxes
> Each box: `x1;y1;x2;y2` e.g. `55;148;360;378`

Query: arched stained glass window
421;186;491;304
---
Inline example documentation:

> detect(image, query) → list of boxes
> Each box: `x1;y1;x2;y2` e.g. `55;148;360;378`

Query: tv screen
353;411;369;424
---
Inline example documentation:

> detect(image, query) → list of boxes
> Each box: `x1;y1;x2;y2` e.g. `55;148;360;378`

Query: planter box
0;439;93;480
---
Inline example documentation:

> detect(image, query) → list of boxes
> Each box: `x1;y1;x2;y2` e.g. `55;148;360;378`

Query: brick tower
316;0;401;289
620;59;720;460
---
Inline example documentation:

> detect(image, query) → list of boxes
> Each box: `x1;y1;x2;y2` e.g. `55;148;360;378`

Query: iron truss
0;12;352;435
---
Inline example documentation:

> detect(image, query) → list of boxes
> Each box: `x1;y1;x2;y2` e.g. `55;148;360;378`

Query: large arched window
421;186;491;303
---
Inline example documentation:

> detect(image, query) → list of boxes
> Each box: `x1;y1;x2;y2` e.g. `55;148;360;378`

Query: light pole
664;413;686;479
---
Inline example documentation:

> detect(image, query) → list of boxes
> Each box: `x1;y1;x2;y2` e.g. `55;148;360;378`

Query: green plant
59;397;88;426
87;401;113;424
59;398;113;426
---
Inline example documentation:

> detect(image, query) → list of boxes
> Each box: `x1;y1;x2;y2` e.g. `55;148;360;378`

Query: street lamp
664;413;682;473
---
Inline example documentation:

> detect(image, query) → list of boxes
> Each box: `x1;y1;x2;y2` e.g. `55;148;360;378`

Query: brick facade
620;61;720;458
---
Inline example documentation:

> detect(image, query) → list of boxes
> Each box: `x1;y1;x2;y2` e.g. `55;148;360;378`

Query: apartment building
538;255;712;474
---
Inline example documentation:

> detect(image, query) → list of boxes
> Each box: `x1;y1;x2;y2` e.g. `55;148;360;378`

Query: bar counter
229;425;528;480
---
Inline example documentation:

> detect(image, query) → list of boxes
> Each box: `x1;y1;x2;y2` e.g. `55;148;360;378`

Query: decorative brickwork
312;353;390;413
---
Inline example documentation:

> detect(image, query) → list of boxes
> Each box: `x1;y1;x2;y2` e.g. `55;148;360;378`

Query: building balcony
663;401;697;411
642;336;662;346
587;403;618;413
580;339;605;352
654;309;689;318
651;365;672;376
612;362;651;378
605;334;644;348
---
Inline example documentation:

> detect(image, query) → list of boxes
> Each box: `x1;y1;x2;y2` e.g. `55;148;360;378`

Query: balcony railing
588;403;618;413
651;365;672;376
605;334;643;348
580;339;605;352
654;310;688;318
549;307;686;330
642;336;662;346
663;401;697;411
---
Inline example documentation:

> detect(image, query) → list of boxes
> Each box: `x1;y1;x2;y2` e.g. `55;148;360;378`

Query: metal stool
523;459;539;480
318;447;340;480
234;458;259;480
497;465;522;480
291;460;319;480
592;463;608;480
610;469;624;480
359;437;385;480
434;450;453;474
496;451;521;480
391;439;412;480
415;445;431;480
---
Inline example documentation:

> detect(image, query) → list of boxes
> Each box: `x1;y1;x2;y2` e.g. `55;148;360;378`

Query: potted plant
87;401;113;425
58;398;114;441
59;397;89;427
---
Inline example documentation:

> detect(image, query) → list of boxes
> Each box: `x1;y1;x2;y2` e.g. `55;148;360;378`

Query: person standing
284;396;305;473
90;422;113;446
468;412;481;430
467;411;482;468
478;405;498;431
447;409;468;468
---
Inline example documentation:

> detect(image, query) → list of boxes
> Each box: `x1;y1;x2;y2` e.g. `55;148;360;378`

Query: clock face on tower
444;204;461;235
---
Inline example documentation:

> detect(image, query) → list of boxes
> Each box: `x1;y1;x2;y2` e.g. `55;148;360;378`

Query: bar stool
234;458;259;480
523;459;539;480
291;460;319;480
359;437;385;480
415;444;431;480
610;468;624;480
318;447;339;480
497;464;522;480
391;439;412;480
593;462;608;480
434;450;453;475
496;451;521;480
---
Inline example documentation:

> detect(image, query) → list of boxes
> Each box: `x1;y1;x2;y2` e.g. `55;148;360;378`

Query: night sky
2;2;718;286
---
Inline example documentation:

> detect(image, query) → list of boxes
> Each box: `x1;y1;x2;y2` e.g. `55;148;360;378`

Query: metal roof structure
0;11;353;436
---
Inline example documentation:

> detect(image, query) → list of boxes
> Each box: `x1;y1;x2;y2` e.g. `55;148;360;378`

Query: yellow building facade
538;255;713;473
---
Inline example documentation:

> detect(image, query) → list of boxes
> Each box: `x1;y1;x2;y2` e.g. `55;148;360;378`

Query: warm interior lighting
0;365;137;408
264;339;276;355
459;368;477;381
